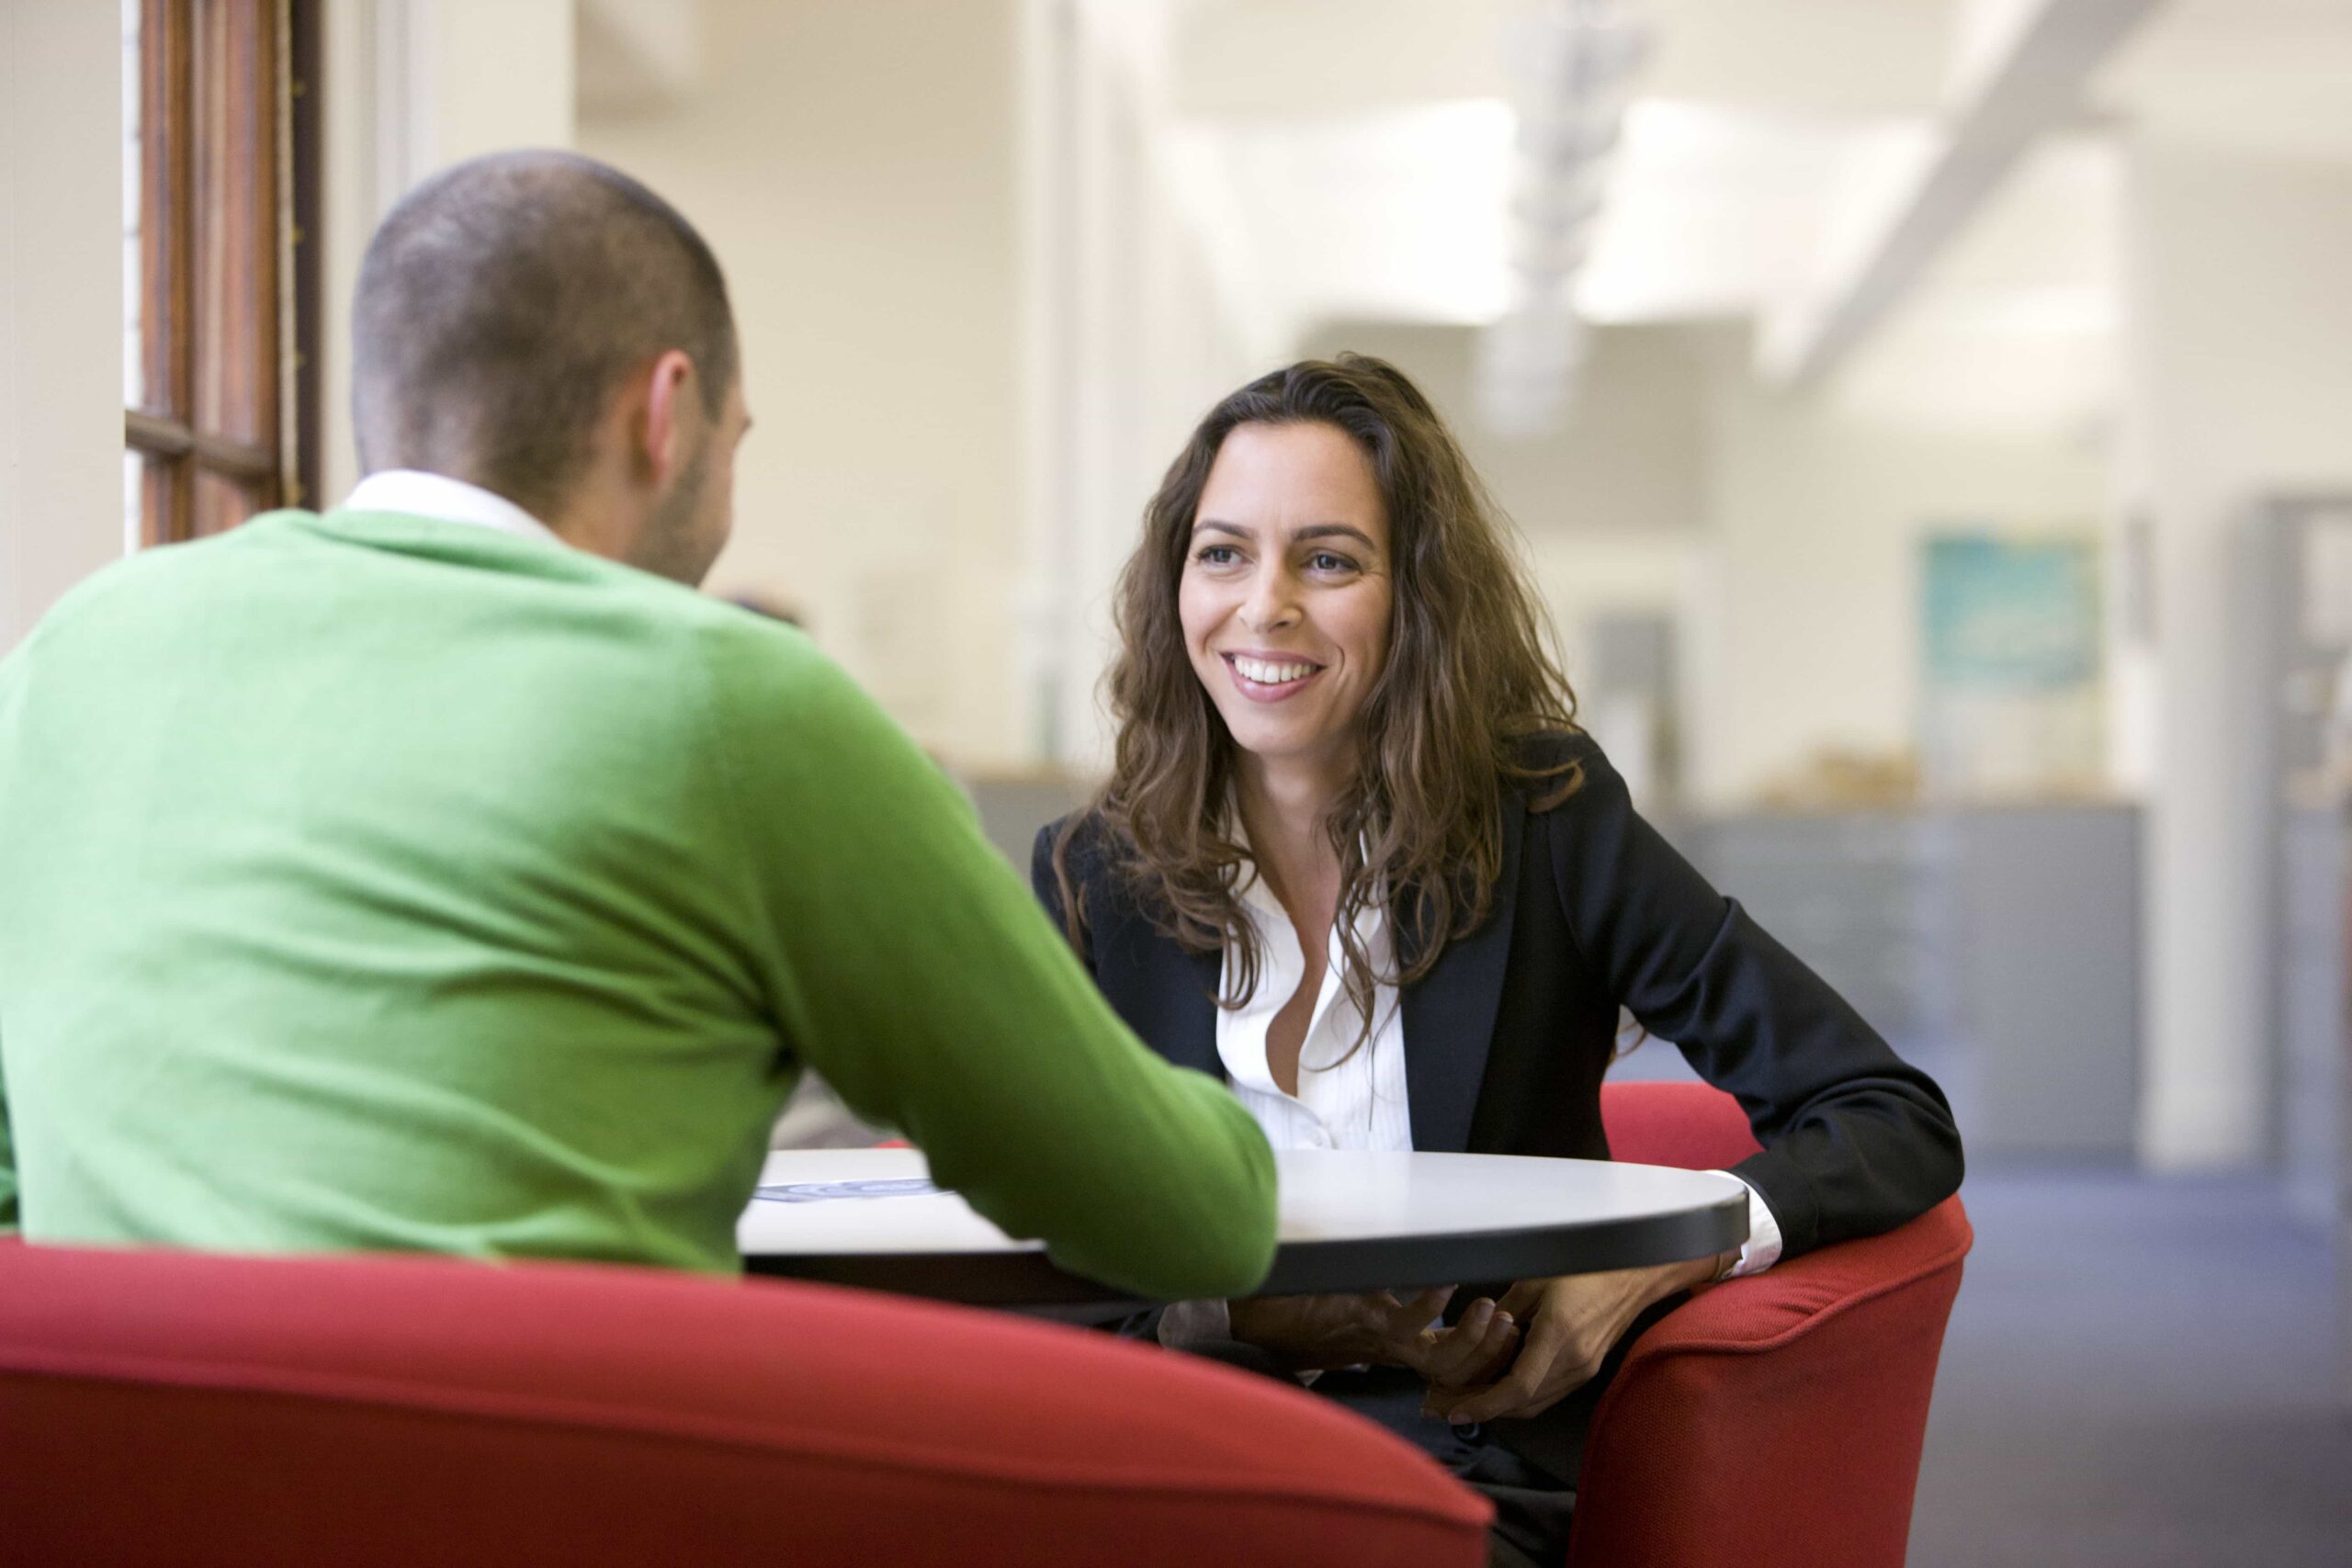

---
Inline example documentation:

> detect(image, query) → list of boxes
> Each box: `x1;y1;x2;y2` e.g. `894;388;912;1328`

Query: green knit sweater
0;510;1275;1298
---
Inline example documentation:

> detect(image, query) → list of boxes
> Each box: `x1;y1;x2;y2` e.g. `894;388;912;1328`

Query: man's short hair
352;151;737;517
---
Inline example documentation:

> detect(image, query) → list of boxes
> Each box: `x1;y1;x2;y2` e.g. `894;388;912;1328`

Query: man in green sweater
0;152;1276;1302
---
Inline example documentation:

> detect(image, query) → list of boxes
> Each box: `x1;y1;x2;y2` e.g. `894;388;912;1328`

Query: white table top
739;1147;1747;1306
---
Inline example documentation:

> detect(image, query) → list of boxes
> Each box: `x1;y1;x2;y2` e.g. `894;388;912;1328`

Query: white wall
3;0;577;655
2118;138;2352;1169
320;0;577;506
578;0;1030;767
1034;0;1261;770
1287;319;2105;809
1690;342;2108;807
1295;319;1711;544
413;0;575;168
0;0;123;654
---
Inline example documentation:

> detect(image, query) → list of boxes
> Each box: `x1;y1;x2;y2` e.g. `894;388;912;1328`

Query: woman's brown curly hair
1053;354;1583;1053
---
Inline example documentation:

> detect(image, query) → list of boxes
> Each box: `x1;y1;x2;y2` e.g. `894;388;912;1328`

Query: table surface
739;1148;1748;1307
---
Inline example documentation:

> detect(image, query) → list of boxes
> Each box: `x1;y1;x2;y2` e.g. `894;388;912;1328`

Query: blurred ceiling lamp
1476;0;1652;440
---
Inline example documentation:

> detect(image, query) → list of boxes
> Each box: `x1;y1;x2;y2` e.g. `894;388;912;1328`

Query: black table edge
745;1187;1749;1310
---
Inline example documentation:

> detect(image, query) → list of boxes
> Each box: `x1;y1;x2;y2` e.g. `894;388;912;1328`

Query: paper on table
752;1179;941;1204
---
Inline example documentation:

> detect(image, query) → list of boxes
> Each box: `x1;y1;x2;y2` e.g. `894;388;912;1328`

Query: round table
739;1148;1747;1309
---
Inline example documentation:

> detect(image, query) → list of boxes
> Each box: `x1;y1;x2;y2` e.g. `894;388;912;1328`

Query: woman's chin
1225;722;1348;773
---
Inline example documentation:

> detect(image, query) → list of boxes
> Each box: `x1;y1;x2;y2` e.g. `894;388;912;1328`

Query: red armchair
0;1242;1487;1567
1574;1080;1972;1568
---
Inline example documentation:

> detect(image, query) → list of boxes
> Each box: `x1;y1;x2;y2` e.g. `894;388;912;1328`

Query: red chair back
1578;1080;1971;1568
0;1243;1487;1567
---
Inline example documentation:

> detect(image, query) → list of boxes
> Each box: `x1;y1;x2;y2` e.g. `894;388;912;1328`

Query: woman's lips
1222;651;1324;703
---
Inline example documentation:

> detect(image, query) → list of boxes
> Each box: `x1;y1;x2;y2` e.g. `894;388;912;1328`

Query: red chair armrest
1623;1196;1972;1359
1567;1198;1972;1568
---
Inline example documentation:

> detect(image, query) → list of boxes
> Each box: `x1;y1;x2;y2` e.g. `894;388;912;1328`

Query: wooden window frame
125;0;321;546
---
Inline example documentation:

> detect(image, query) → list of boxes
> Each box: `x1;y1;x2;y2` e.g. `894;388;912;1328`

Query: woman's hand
1228;1286;1523;1380
1420;1253;1728;1424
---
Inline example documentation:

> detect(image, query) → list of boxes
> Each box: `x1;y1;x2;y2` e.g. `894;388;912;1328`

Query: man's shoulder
677;598;847;711
12;513;300;652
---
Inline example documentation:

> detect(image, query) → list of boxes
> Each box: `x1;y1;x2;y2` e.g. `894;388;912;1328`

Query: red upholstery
1575;1081;1972;1568
0;1244;1488;1567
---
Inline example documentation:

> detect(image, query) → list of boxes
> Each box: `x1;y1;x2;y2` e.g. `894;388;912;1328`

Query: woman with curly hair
1034;355;1962;1565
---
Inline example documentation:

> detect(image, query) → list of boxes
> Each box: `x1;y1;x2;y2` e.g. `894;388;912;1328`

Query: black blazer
1031;731;1962;1262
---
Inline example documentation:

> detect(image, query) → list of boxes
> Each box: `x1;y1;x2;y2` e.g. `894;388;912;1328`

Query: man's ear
637;349;699;485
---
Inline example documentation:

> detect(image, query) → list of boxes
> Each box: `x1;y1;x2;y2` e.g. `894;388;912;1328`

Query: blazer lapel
1096;901;1225;1082
1153;941;1224;1080
1400;795;1524;1152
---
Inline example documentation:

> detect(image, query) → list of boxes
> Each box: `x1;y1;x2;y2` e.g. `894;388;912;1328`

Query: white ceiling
1579;99;1908;324
1163;99;1516;330
1166;0;1963;120
1831;135;2122;434
1140;0;2352;430
573;0;2352;432
1154;0;1980;346
2094;0;2352;161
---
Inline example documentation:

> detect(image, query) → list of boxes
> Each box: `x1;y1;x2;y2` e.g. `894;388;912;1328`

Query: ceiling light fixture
1476;0;1654;439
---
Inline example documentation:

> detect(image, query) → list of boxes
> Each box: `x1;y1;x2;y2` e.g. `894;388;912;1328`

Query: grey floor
1905;1167;2352;1567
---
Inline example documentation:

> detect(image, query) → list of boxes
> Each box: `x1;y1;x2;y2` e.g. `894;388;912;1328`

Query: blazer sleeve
1541;735;1963;1259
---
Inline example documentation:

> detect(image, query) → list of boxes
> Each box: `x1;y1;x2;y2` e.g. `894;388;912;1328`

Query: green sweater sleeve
0;1007;16;1231
0;1052;16;1234
0;654;18;1233
700;624;1276;1301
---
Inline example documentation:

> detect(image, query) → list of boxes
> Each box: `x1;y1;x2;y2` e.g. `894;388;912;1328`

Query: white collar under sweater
343;470;564;548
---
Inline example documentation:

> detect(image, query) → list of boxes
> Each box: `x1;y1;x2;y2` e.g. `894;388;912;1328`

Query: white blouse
1215;865;1413;1154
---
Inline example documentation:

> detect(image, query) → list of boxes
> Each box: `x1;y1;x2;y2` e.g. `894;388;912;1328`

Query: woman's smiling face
1179;420;1394;775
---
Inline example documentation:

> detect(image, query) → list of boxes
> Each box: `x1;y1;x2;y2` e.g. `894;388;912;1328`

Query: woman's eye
1195;544;1240;566
1309;552;1355;573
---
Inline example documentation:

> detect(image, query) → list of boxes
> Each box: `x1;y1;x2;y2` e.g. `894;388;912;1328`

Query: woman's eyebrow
1191;519;1379;550
1295;523;1378;548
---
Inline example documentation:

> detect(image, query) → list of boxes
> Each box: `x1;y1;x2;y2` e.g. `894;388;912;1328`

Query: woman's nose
1239;568;1301;632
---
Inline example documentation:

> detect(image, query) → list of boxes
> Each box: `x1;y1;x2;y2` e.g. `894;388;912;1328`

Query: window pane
190;0;277;453
121;0;144;410
123;450;148;554
193;466;266;539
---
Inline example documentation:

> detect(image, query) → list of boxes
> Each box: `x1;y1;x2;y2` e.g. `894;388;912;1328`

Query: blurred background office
2;0;2348;1560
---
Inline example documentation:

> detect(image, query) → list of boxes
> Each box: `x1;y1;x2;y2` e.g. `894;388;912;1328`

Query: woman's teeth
1234;656;1317;683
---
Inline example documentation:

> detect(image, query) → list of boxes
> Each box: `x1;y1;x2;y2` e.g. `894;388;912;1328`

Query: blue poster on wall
1921;534;2101;692
1917;531;2103;797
